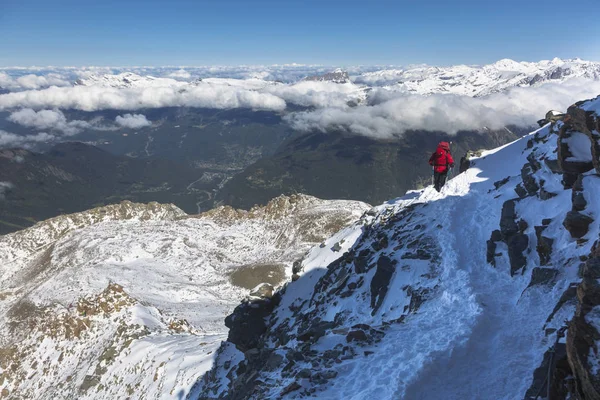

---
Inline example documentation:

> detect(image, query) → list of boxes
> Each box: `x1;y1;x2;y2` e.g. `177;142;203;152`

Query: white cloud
0;83;287;112
0;181;14;200
7;108;97;136
167;69;192;80
0;130;55;148
285;79;600;138
0;72;70;91
115;113;152;129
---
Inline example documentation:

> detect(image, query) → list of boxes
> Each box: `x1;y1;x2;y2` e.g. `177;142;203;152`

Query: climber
429;141;454;192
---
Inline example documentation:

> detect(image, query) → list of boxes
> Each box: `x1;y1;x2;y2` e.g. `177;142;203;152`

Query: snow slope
0;195;369;399
199;96;600;399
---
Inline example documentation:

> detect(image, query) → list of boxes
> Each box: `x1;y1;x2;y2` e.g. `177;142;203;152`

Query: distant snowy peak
75;72;188;89
304;68;351;84
356;58;600;96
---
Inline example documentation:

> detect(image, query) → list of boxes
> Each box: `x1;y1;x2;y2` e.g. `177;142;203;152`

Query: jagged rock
487;230;503;266
535;226;554;265
280;382;301;396
563;211;594;239
544;158;562;174
292;259;303;275
572;175;588;212
298;321;337;342
507;234;529;275
370;255;395;315
494;177;510;190
224;298;277;352
249;283;274;299
354;248;372;273
265;352;284;371
567;278;600;399
527;267;558;288
565;100;600;174
346;329;368;343
521;163;539;196
500;200;520;238
515;184;528;198
297;369;312;379
332;242;342;252
292;273;300;282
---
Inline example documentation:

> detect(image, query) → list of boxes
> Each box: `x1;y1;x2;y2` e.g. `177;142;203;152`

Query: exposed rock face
497;199;530;275
564;211;594;239
557;95;600;188
567;242;600;400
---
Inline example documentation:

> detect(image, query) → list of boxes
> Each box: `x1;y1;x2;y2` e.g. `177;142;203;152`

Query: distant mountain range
70;58;600;97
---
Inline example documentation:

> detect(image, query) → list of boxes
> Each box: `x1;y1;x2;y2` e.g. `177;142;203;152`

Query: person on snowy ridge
429;141;454;192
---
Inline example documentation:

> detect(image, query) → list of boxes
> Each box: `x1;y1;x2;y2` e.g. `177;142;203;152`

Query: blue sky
1;0;599;66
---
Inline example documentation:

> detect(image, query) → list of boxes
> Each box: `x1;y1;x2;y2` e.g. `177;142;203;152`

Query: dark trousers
434;171;448;192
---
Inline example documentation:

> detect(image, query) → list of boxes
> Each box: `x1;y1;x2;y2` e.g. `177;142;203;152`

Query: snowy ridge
0;194;369;399
356;58;600;96
198;95;600;399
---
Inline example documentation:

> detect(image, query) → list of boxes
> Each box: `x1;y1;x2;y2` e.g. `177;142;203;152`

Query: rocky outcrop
566;241;600;400
557;95;600;187
497;199;530;275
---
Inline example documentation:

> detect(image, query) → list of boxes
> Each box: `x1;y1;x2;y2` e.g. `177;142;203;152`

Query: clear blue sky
1;0;599;66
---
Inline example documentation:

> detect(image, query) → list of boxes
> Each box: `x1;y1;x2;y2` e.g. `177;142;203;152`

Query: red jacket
429;142;454;173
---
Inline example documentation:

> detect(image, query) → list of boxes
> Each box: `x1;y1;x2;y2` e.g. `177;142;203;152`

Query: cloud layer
286;79;600;138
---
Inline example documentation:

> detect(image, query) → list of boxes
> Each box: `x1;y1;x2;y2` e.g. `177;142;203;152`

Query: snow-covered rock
0;195;369;399
355;58;600;96
196;95;600;399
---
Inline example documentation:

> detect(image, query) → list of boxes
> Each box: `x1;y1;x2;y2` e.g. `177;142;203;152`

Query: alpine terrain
0;195;369;399
195;94;600;399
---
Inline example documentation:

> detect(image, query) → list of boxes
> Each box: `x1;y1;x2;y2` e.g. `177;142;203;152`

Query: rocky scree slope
197;95;600;399
0;195;369;399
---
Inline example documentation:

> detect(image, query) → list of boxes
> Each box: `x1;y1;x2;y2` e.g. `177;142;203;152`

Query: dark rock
567;278;600;400
292;259;303;274
521;163;539;195
544;158;561;174
493;177;510;190
346;330;368;343
514;184;528;198
572;175;587;212
487;239;497;265
332;242;342;252
507;234;529;275
542;218;553;226
280;382;301;396
500;200;520;239
265;353;284;371
292;274;300;282
354;248;372;274
563;211;594;239
298;321;336;342
535;226;554;266
297;369;312;379
225;298;276;352
527;267;559;288
490;229;503;242
370;255;395;315
525;342;570;400
562;173;579;189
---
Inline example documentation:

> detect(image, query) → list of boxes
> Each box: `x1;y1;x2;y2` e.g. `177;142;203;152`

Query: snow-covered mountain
196;94;600;399
75;72;190;89
0;195;369;399
71;58;600;99
356;58;600;96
